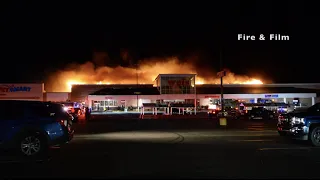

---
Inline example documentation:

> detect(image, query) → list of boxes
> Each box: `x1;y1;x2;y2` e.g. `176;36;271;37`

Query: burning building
67;74;319;112
41;57;319;112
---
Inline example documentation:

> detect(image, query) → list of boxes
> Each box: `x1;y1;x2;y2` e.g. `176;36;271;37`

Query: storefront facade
197;93;317;107
69;74;320;110
0;83;44;101
87;93;317;110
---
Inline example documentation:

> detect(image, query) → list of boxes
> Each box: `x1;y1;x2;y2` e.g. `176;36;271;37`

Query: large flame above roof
47;57;263;92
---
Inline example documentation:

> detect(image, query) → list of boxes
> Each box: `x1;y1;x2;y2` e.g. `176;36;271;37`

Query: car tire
16;132;48;158
309;126;320;147
278;131;287;136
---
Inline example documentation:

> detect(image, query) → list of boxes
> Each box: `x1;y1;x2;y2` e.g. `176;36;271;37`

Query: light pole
219;50;224;113
217;49;227;127
136;64;139;112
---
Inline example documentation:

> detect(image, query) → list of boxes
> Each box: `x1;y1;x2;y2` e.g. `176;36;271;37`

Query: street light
218;50;226;113
217;50;227;127
136;64;139;112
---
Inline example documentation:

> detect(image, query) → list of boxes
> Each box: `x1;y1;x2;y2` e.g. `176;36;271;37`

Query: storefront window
105;100;117;106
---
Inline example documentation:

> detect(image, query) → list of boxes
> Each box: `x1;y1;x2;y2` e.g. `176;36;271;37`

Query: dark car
249;107;274;120
0;100;74;157
277;103;320;146
208;109;221;118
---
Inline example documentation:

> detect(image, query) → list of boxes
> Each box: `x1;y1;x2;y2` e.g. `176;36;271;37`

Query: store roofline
197;83;320;86
71;83;320;86
154;74;197;81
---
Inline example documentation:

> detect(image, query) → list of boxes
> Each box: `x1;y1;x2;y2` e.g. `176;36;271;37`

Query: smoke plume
45;54;264;92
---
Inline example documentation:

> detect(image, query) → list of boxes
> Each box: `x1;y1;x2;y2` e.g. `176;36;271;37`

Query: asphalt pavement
1;115;320;179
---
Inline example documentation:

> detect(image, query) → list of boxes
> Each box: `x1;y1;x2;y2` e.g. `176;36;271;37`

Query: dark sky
0;1;318;83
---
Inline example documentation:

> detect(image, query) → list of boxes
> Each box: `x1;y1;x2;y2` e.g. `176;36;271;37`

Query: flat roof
197;84;320;88
157;74;197;76
196;86;318;94
71;83;320;87
198;83;320;86
71;84;154;86
154;74;197;81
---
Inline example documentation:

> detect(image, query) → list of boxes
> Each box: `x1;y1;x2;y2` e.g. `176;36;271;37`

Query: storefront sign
205;95;220;98
0;85;32;93
265;94;278;98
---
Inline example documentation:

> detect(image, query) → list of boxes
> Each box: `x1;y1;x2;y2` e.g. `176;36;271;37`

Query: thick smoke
45;53;264;92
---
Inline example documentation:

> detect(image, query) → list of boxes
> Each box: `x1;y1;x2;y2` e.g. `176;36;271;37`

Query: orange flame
47;58;264;92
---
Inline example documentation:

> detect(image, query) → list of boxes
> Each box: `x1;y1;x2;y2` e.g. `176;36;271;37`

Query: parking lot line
258;147;311;151
238;139;273;142
0;158;49;164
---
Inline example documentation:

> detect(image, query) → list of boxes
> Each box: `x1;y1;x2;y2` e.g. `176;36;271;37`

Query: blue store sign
0;85;32;92
264;94;278;98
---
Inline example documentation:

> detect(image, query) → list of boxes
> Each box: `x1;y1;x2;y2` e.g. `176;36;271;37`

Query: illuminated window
105;100;117;106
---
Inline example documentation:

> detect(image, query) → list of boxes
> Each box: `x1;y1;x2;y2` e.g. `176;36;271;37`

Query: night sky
0;1;317;84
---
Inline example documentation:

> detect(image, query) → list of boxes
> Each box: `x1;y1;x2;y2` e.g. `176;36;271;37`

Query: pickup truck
277;102;320;146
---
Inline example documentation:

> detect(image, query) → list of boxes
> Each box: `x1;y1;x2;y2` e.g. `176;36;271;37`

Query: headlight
63;107;68;111
292;117;305;124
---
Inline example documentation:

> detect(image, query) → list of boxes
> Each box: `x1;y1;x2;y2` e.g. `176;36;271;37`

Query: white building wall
300;98;313;107
0;83;44;101
197;93;317;106
196;93;316;99
199;98;210;106
45;92;70;102
88;95;161;108
87;93;317;108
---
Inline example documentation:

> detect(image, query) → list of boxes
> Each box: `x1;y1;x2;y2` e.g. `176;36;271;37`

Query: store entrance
92;100;118;111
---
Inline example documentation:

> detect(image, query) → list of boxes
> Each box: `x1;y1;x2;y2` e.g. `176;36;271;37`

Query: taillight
57;119;67;126
278;115;285;121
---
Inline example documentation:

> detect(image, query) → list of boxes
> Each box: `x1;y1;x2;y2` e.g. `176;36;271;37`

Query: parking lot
1;114;319;178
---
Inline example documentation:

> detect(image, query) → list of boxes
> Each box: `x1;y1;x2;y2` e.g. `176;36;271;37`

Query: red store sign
205;96;220;98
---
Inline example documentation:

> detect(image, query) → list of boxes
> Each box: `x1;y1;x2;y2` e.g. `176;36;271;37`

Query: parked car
248;107;275;120
208;109;221;118
0;100;74;157
277;103;320;146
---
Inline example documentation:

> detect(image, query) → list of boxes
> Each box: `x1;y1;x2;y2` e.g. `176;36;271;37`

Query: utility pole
218;48;227;127
136;64;139;112
219;50;224;113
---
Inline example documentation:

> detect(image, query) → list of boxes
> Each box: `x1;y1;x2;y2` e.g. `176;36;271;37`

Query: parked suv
0;100;74;157
277;103;320;146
